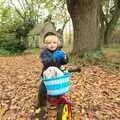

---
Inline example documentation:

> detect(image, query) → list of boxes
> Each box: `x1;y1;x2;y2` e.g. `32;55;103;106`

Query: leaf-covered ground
0;55;120;120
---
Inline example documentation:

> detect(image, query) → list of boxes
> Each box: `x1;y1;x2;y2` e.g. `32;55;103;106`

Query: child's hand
53;50;65;61
36;80;41;88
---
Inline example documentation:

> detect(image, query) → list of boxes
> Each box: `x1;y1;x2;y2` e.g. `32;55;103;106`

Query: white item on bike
43;66;64;79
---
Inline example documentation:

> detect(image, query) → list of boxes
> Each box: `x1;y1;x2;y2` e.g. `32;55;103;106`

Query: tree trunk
104;10;120;45
67;0;100;55
99;4;106;46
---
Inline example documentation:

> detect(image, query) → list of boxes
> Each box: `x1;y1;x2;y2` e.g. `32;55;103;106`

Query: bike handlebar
68;67;81;73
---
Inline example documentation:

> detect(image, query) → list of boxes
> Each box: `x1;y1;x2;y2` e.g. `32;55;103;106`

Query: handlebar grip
68;67;81;73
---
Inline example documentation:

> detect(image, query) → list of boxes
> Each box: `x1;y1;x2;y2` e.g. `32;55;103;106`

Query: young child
35;32;68;119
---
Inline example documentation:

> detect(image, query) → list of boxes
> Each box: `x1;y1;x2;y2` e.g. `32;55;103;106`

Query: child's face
44;35;60;51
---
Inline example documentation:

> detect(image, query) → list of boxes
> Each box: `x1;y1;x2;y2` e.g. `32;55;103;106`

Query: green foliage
104;61;120;70
23;48;40;55
70;44;120;70
0;39;26;54
0;49;12;56
70;50;105;65
116;20;120;30
102;44;120;70
81;50;105;64
0;0;68;42
0;4;22;32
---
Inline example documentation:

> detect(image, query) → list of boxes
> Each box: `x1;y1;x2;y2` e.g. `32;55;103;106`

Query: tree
0;2;22;40
8;0;40;39
66;0;100;55
100;0;120;45
43;0;70;34
7;0;69;40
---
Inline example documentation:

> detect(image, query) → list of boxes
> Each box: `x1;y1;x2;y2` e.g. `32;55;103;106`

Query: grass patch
69;44;120;70
102;44;120;70
69;49;105;65
23;48;40;55
0;49;26;56
104;61;120;70
0;48;41;56
0;49;12;56
102;44;120;62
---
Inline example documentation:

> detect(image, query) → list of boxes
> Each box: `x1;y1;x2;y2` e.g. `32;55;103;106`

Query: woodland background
0;0;120;119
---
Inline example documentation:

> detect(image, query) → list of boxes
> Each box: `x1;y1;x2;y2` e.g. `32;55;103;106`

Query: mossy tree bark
66;0;100;56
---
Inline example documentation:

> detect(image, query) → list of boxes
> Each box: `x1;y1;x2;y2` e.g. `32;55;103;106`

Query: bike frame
47;94;70;106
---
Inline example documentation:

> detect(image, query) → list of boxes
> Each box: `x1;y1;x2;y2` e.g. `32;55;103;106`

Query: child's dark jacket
40;48;68;75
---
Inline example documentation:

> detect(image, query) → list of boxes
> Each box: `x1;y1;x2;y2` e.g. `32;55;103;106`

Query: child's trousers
37;80;47;108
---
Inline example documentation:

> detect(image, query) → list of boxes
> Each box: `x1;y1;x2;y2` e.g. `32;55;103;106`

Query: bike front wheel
57;103;71;120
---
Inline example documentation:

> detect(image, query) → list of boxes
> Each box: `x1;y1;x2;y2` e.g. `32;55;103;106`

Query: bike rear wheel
56;103;71;120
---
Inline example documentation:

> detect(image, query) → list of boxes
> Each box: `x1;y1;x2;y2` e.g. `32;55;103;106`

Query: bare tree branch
17;0;25;12
100;5;108;25
10;0;25;20
61;17;70;33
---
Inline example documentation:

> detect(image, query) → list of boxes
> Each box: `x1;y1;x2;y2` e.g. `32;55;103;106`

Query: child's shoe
35;107;47;120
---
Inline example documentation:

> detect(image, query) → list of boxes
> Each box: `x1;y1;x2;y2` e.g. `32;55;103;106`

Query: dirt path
0;55;120;120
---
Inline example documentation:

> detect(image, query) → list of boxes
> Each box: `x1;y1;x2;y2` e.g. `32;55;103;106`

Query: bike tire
56;103;71;120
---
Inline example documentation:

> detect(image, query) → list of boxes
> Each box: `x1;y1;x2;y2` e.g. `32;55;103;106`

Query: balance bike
43;67;81;120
